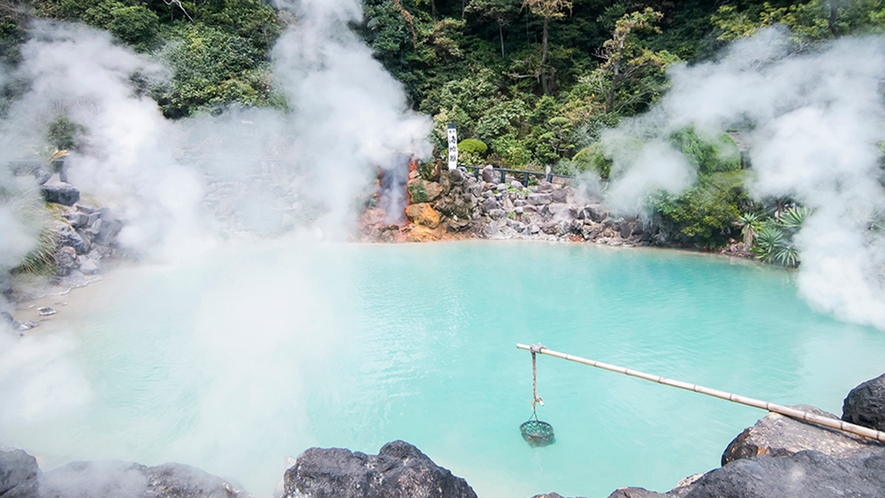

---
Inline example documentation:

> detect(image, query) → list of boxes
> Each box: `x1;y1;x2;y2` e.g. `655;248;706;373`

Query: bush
82;0;159;51
458;138;488;155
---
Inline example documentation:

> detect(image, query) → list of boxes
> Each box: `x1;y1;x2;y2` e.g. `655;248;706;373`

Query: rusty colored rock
405;203;441;229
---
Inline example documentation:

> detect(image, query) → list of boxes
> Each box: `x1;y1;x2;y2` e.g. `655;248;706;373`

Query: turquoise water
5;240;885;497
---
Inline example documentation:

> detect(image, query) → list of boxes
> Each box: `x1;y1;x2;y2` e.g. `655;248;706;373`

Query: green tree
466;0;520;57
595;8;677;114
522;0;572;95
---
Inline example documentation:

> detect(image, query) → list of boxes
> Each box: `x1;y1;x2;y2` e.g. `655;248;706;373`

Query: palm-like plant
735;211;761;246
779;205;812;231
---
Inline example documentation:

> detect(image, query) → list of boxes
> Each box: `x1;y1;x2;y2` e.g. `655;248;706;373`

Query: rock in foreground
0;449;249;498
283;440;477;498
843;373;885;431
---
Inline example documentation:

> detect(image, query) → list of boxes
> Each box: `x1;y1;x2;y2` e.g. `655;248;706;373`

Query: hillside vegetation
2;0;885;253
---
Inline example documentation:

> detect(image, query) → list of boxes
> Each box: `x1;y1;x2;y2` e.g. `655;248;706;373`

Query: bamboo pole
516;343;885;443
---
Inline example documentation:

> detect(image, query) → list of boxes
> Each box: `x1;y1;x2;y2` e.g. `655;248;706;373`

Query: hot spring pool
4;240;885;497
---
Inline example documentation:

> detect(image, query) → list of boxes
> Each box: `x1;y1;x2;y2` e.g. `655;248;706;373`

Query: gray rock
79;259;101;276
527;193;553;205
448;169;463;184
722;406;883;465
537;181;554;193
56;246;79;277
513;199;526;207
482;198;500;213
0;448;40;496
283;440;476;498
488;209;506;220
619;221;633;239
529;224;541;234
547;203;573;219
5;459;250;498
57;225;90;255
41;182;80;206
481;166;494;183
551;188;568;203
95;219;123;246
684;451;885;498
66;212;90;229
583;204;608;223
495;183;507;192
510;180;524;190
75;204;99;214
843;373;885;431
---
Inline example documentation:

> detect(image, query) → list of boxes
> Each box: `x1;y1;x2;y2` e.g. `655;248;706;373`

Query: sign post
446;123;458;171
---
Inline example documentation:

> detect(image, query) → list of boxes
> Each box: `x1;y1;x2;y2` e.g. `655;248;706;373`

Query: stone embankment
360;165;649;246
2;375;882;498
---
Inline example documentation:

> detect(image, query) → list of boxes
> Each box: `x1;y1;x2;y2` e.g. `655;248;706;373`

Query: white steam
602;27;885;329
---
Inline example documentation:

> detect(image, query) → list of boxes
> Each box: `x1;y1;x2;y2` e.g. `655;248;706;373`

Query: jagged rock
537;181;554;193
481;198;500;212
408;179;443;203
66;212;90;229
510;180;524;190
56;246;79;277
685;451;885;498
619;221;634;239
41;182;80;206
0;448;40;496
4;458;250;498
405;203;441;229
488;209;506;220
57;225;90;255
583;205;608;223
283;440;477;498
842;373;885;431
527;193;553;205
547;203;573;220
721;405;883;465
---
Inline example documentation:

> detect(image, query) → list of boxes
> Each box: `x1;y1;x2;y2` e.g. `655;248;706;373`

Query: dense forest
2;0;885;257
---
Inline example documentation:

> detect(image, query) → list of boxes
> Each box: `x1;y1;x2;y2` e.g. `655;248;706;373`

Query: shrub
458;138;488;155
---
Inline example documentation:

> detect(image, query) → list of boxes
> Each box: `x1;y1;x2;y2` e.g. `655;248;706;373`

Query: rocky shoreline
359;165;752;261
2;374;883;498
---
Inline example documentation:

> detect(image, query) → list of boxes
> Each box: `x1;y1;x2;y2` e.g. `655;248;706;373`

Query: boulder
481;198;500;213
481;165;494;183
721;405;882;465
57;225;90;255
283;440;477;498
842;373;885;431
527;193;552;206
407;179;443;204
79;259;101;276
536;181;554;193
0;449;40;496
684;451;885;498
583;205;608;223
41;182;80;206
405;203;441;229
56;246;79;277
4;459;250;498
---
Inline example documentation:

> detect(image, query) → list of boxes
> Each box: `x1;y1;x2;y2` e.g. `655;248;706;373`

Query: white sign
446;123;458;171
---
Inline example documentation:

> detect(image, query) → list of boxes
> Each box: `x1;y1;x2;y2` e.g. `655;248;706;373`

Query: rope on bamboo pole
531;344;544;412
516;343;885;444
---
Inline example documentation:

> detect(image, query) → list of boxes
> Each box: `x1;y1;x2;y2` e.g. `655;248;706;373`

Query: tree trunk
431;0;436;19
541;16;549;95
499;22;505;57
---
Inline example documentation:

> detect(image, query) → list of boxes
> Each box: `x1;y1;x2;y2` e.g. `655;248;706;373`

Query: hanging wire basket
520;417;555;447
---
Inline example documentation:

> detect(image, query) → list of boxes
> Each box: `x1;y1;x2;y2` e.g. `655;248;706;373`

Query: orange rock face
405;203;441;229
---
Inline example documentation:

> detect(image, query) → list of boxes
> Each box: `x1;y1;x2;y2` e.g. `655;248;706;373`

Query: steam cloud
601;28;885;330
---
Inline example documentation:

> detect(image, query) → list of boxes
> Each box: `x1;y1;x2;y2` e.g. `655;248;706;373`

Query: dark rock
55;246;79;277
619;221;633;239
58;225;90;255
408;179;443;204
481;198;500;212
488;209;506;220
41;182;80;206
4;457;249;498
583;205;608;223
684;451;885;498
75;204;99;214
448;169;463;184
843;373;885;431
722;405;882;466
33;168;52;185
537;181;554;193
481;166;494;183
0;448;40;496
527;193;552;205
283;440;477;498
